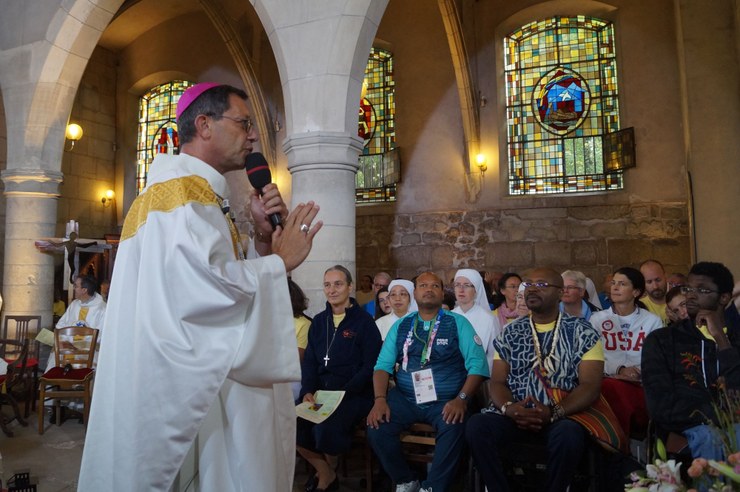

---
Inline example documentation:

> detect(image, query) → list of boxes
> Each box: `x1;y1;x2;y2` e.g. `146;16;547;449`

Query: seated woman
492;273;522;327
665;285;689;324
289;278;312;402
373;286;392;320
451;268;502;371
589;266;662;438
559;270;600;321
298;265;382;492
375;279;417;340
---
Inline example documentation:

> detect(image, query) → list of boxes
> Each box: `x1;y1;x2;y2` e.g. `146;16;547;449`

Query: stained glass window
505;16;624;195
136;80;194;194
356;48;397;203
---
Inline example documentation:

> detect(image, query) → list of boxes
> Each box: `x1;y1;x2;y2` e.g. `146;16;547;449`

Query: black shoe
316;476;339;492
305;474;318;492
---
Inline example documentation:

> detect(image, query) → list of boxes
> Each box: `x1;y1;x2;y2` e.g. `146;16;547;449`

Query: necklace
530;313;562;377
324;312;343;366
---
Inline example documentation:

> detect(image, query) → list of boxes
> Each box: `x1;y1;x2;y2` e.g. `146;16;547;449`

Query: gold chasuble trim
121;176;241;258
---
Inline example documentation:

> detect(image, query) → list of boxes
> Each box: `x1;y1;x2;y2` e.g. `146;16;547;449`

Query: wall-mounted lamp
65;123;83;151
475;153;488;175
101;189;115;207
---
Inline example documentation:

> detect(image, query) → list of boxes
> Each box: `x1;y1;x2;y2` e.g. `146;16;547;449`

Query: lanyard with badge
402;310;442;404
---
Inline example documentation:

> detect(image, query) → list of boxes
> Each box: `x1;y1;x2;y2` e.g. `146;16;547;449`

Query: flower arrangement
626;389;740;492
686;454;740;492
625;448;685;491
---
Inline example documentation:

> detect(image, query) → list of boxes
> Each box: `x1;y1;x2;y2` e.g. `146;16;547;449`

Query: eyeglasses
521;282;563;289
504;284;520;290
219;114;253;134
680;286;719;295
389;292;409;299
453;283;475;290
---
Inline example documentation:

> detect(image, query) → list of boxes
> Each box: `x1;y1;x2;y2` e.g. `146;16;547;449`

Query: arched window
505;16;629;195
356;48;398;203
136;80;194;194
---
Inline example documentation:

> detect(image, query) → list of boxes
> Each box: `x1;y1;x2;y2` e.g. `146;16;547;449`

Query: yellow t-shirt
333;313;346;325
641;296;668;326
698;325;728;341
294;316;311;350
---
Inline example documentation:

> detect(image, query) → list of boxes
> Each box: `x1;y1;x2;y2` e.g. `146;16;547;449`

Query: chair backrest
0;338;29;392
54;326;99;369
2;315;42;359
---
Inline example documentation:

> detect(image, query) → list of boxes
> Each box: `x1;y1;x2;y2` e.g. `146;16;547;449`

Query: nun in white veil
584;276;603;309
375;279;418;340
451;269;502;371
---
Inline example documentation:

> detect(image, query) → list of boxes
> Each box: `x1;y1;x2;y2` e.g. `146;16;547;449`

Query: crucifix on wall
35;220;112;302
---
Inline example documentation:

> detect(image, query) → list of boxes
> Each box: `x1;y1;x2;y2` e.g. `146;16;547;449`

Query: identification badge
412;368;437;404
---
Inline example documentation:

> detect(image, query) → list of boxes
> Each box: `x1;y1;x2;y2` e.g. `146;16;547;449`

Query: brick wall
356;202;690;284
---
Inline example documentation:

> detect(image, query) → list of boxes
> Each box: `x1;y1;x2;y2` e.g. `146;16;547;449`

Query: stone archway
0;0;121;324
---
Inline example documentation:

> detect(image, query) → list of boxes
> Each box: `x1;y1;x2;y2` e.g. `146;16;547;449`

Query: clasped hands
503;395;551;431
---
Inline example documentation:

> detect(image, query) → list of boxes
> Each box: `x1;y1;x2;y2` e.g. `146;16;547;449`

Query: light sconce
65;123;83;151
101;189;115;207
475;153;488;175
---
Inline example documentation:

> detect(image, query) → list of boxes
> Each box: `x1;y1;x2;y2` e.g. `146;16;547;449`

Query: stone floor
0;409;83;491
0;408;376;491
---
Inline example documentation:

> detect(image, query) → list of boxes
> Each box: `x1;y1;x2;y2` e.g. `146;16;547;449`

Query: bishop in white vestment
78;83;322;492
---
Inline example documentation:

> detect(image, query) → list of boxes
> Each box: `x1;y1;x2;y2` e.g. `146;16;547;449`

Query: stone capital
1;169;63;197
282;131;364;173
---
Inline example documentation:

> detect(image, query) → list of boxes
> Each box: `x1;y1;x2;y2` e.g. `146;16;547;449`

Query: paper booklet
295;390;346;424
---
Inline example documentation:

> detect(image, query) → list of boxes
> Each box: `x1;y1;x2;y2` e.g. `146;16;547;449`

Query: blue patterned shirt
494;314;600;404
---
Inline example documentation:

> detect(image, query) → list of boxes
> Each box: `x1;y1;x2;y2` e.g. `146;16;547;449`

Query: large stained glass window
505;16;623;195
356;48;398;203
136;80;194;194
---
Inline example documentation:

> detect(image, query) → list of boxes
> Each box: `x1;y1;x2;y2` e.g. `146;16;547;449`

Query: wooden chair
2;315;42;416
0;338;30;436
38;326;98;434
400;422;437;464
382;423;438;488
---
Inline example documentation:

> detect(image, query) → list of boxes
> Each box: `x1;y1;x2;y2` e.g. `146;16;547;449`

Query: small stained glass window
505;16;626;195
136;80;194;194
356;48;397;203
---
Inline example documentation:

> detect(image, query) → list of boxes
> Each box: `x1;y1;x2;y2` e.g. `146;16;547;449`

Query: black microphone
245;152;283;230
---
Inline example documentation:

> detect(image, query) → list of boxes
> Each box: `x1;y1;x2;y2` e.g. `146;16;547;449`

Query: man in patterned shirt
466;267;605;492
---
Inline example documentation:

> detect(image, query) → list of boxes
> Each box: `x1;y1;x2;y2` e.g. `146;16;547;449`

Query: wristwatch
457;392;468;401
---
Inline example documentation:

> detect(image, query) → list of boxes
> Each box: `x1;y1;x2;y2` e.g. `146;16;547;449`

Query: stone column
1;169;63;331
284;132;364;315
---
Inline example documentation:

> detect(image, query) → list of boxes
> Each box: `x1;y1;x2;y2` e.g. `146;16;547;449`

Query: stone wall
357;202;691;285
0;88;6;283
57;47;118;240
